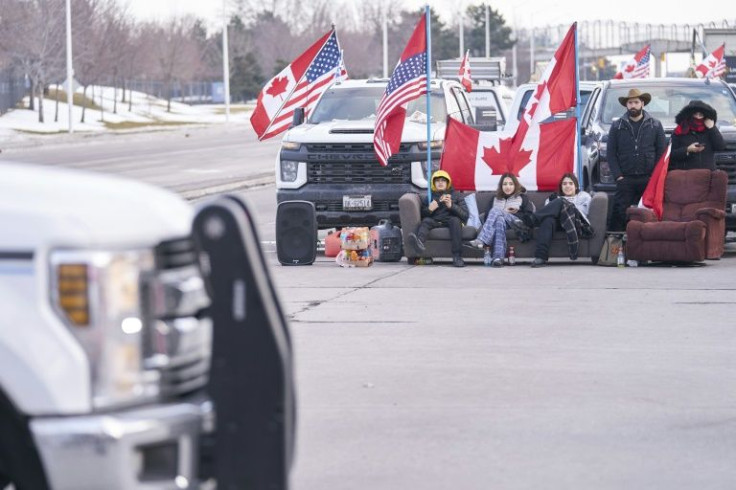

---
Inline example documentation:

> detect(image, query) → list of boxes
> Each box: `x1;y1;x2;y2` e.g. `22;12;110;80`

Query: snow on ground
0;85;253;145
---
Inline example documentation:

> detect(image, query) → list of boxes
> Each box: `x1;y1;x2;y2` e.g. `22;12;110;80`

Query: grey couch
398;191;608;264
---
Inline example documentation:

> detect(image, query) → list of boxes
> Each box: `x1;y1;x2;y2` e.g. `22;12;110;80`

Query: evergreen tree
466;4;514;57
230;51;264;101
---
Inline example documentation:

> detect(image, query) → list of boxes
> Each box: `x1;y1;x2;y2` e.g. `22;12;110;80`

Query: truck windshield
601;84;736;128
309;87;448;124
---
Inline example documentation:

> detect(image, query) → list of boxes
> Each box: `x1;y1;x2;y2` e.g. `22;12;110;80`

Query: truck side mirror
292;107;305;127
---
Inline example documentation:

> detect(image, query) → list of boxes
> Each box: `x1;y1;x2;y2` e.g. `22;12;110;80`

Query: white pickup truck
0;163;293;489
276;78;477;229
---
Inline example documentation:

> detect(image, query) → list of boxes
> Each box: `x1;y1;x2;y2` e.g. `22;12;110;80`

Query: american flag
374;15;428;166
256;31;347;140
696;43;727;79
614;45;650;80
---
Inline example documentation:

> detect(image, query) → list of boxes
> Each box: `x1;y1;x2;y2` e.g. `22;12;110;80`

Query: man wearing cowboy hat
607;88;666;231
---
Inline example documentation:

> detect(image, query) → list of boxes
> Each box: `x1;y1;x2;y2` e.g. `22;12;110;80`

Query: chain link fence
125;79;217;104
0;67;26;115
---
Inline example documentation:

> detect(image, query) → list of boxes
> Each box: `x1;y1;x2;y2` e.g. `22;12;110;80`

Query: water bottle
617;246;625;268
508;246;516;266
483;248;492;267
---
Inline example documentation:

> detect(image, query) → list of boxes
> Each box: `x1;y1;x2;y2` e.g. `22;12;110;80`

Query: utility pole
65;0;73;133
382;12;388;78
222;0;231;122
530;27;535;78
485;4;490;57
459;4;464;57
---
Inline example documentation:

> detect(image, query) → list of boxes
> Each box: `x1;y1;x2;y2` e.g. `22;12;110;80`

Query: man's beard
628;108;642;118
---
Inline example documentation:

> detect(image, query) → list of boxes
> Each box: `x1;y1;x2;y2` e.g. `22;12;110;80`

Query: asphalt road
0;124;281;197
4;126;736;489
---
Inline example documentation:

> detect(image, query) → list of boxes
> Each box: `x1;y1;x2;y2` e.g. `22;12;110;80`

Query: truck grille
155;237;198;270
145;237;211;399
306;143;411;153
715;153;736;184
308;162;411;184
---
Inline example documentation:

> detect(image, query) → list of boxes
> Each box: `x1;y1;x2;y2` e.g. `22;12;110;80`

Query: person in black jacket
669;100;725;171
607;88;667;231
407;169;469;267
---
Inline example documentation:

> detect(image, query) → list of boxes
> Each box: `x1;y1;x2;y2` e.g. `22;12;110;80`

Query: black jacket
669;127;726;171
607;111;667;179
420;190;469;223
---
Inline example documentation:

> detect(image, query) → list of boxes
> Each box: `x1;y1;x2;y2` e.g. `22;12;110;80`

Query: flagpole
425;5;433;203
573;22;583;186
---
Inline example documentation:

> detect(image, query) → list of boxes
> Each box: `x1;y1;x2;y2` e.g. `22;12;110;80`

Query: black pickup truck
580;78;736;231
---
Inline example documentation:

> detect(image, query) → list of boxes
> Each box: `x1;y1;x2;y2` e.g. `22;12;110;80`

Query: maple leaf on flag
266;76;290;99
511;147;534;175
482;137;515;175
625;64;635;73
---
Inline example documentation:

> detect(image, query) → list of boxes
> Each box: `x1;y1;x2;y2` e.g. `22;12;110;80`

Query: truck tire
0;389;50;490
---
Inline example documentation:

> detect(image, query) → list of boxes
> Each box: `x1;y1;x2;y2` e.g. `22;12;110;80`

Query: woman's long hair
495;173;525;199
557;173;580;195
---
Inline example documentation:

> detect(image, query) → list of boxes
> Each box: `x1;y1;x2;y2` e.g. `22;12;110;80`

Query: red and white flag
459;50;472;92
639;143;672;220
440;117;578;192
250;30;347;140
614;45;651;79
695;43;727;79
373;14;428;166
439;23;578;192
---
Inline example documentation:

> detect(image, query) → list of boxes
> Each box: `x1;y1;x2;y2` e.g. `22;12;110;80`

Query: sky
124;0;736;29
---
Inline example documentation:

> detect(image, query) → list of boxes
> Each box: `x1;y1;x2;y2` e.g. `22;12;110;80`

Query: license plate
343;195;372;211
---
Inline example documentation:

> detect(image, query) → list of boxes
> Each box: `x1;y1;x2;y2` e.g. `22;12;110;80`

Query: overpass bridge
514;19;736;78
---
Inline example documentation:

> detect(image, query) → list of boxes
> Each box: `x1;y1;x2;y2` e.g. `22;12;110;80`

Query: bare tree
0;0;65;122
143;17;203;112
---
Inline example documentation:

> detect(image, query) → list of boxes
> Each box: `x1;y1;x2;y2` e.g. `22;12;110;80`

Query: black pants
532;198;566;260
609;175;650;232
417;216;463;255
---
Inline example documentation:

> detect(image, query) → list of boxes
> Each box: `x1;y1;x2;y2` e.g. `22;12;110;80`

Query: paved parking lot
267;246;736;489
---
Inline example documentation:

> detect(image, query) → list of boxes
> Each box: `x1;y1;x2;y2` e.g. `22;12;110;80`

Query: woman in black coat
669;100;726;171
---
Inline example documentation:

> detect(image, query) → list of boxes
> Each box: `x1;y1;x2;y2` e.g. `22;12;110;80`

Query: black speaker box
276;201;317;265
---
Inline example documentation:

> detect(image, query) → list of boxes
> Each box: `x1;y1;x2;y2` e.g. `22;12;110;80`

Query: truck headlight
280;161;301;182
50;249;160;410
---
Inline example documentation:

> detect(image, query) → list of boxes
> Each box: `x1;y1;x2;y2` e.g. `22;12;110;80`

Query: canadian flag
639;143;672;220
613;44;651;79
695;43;727;79
459;50;472;92
440;23;578;191
440;117;578;192
250;30;332;140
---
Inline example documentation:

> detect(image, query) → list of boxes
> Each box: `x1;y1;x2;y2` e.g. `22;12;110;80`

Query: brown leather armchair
626;169;727;262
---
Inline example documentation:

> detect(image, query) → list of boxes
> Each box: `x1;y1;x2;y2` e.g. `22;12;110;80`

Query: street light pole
458;4;464;57
485;4;490;58
382;12;388;78
222;0;231;122
65;0;73;133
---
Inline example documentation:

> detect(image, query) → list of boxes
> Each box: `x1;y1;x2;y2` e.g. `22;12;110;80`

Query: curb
181;175;275;201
